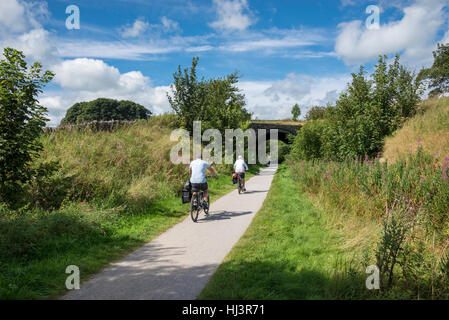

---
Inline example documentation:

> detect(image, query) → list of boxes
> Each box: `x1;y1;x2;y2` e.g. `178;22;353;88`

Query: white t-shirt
190;159;210;184
234;159;248;173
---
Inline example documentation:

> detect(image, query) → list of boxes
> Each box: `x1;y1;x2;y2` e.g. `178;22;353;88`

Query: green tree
0;48;54;202
305;105;328;120
167;57;251;134
291;103;301;121
419;43;449;97
323;55;422;160
60;98;151;125
290;120;326;160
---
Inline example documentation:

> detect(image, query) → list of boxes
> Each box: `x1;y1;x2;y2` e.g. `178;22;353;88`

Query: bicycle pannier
182;180;192;204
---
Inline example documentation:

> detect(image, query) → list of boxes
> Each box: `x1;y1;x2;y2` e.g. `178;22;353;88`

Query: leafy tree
0;48;54;202
291;103;301;121
305;105;328;120
419;43;449;97
60;98;151;125
290;120;326;160
167;57;251;134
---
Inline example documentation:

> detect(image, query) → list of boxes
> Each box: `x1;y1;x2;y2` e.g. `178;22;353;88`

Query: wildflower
35;200;40;205
326;171;331;180
417;137;422;147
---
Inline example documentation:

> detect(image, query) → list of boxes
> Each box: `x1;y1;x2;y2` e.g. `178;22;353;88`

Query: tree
291;103;301;121
60;98;151;125
323;55;422;160
0;48;54;202
305;106;328;120
290;120;326;160
167;57;251;134
419;43;449;97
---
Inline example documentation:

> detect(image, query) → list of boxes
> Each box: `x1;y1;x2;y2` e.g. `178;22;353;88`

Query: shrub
289;120;326;160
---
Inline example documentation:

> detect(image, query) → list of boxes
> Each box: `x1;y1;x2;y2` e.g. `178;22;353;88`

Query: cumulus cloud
43;58;171;126
209;0;254;32
0;0;55;66
335;0;448;66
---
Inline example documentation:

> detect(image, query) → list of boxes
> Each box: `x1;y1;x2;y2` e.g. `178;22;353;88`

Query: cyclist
234;155;248;192
189;154;216;209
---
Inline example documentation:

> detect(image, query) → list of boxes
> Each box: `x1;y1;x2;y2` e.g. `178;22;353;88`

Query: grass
0;168;260;300
0;115;262;300
199;164;366;300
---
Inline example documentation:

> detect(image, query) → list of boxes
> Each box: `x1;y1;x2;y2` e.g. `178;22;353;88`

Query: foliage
287;146;449;298
167;56;251;134
419;43;449;97
60;98;151;125
291;103;301;121
0;48;54;203
289;120;326;160
323;55;422;160
305;105;328;120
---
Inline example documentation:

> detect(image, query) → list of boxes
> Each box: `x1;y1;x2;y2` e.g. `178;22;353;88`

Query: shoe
203;201;208;209
243;188;246;192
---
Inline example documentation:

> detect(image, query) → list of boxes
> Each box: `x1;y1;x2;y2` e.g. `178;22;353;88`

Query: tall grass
287;148;449;298
383;97;449;165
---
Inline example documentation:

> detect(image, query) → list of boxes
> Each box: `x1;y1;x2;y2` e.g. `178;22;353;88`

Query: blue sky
0;0;448;125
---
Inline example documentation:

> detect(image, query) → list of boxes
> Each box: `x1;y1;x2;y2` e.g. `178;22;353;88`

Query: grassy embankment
0;116;260;299
201;97;449;299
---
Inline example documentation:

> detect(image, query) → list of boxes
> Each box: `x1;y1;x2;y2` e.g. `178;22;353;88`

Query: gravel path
64;165;277;300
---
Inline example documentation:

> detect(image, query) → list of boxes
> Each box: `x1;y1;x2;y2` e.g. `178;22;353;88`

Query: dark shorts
191;182;208;192
236;172;245;179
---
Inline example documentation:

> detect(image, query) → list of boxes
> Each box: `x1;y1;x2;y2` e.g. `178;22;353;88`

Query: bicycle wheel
190;193;200;222
204;195;210;215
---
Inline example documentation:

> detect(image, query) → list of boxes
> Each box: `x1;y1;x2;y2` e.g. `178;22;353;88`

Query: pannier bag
232;173;238;184
182;180;192;204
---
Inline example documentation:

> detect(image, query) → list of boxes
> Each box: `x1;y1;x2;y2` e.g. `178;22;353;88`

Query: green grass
199;164;365;300
0;168;260;300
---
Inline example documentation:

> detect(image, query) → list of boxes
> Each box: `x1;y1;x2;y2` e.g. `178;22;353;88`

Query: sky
0;0;448;126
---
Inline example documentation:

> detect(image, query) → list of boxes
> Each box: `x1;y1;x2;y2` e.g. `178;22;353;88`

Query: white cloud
53;58;121;91
209;0;254;32
0;0;55;66
120;19;150;38
238;74;351;120
335;0;448;66
160;16;180;33
42;58;172;126
0;0;27;33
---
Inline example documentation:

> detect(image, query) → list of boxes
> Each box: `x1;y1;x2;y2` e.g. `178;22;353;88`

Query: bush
289;120;326;160
323;55;422;160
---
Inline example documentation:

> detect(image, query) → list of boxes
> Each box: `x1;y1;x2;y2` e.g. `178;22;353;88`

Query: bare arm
207;166;216;178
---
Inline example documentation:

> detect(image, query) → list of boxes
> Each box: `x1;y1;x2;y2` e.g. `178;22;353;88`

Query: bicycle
236;173;244;194
190;175;212;222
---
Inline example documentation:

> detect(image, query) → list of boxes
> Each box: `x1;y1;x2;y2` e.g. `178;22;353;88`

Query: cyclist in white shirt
234;155;249;191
